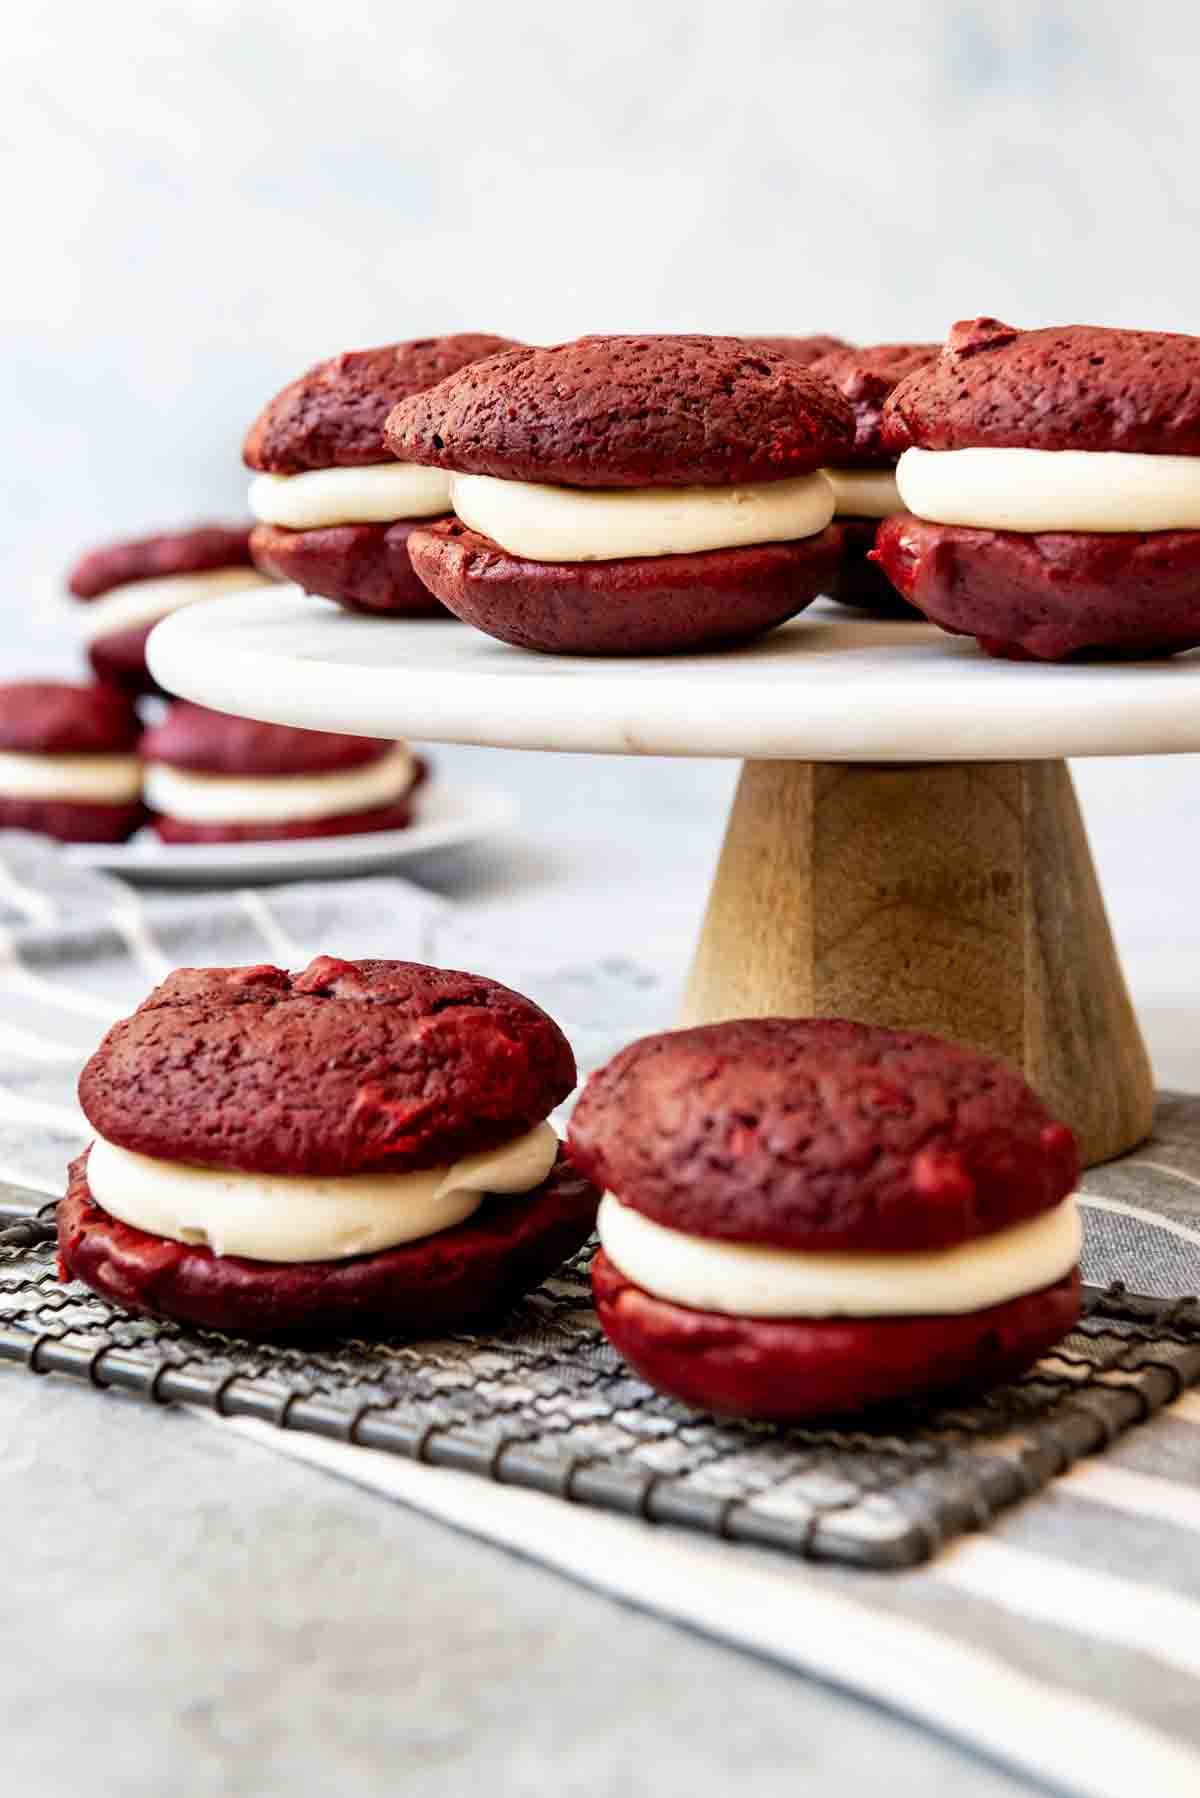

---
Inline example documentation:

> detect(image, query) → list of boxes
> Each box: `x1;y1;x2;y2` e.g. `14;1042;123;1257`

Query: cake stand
148;587;1200;1169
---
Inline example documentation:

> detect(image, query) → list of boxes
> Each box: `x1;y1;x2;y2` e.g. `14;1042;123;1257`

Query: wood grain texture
681;758;1153;1167
1021;760;1155;1167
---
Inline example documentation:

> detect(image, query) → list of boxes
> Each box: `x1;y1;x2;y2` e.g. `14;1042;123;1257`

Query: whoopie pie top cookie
140;702;397;777
384;334;855;488
244;334;520;475
884;317;1200;457
0;681;141;755
568;1017;1078;1255
80;956;577;1177
68;524;256;600
812;342;941;470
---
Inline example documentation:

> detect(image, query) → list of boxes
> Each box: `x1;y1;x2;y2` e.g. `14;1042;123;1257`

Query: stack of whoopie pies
10;525;256;847
25;489;460;847
243;333;520;615
875;318;1200;658
61;956;600;1338
569;1018;1081;1421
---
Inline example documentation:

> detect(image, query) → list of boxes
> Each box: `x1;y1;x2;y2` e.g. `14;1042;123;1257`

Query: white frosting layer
897;446;1200;533
79;568;272;644
87;1122;560;1263
449;470;835;563
0;751;142;804
249;463;453;530
144;744;415;825
597;1193;1081;1318
822;467;902;519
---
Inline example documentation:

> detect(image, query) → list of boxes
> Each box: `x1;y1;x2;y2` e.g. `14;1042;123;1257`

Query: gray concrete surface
2;1374;1035;1798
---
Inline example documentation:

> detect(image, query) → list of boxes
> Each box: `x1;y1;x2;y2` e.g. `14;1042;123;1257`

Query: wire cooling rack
3;1190;1198;1570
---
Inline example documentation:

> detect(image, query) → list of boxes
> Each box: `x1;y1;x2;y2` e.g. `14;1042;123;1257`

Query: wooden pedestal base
681;759;1154;1168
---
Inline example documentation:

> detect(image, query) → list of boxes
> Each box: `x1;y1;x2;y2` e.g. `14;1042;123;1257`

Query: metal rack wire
4;1194;1197;1570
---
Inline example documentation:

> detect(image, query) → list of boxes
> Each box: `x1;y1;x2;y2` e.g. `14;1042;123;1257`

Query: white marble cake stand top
147;585;1200;761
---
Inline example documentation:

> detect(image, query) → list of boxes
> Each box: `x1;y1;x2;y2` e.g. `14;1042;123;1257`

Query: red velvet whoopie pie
387;334;855;655
244;333;521;617
61;957;599;1339
67;523;264;693
140;701;424;845
875;318;1200;659
809;340;939;615
0;681;144;843
569;1018;1081;1422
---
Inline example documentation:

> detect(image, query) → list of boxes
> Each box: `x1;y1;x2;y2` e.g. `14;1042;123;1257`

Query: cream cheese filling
0;751;142;804
78;568;272;644
87;1122;560;1263
144;744;415;825
897;446;1200;533
597;1192;1081;1318
249;462;453;530
821;467;902;519
448;470;836;563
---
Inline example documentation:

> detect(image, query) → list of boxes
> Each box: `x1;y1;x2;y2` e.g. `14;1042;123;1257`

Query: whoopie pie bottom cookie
152;799;418;846
60;1148;598;1339
592;1253;1081;1422
825;517;921;617
250;520;450;617
874;513;1200;660
0;797;145;844
405;519;843;655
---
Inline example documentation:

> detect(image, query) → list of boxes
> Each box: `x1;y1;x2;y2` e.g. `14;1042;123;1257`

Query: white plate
65;780;514;885
146;584;1200;763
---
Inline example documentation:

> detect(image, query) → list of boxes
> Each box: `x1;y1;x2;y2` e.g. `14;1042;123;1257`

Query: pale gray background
2;0;1198;1082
